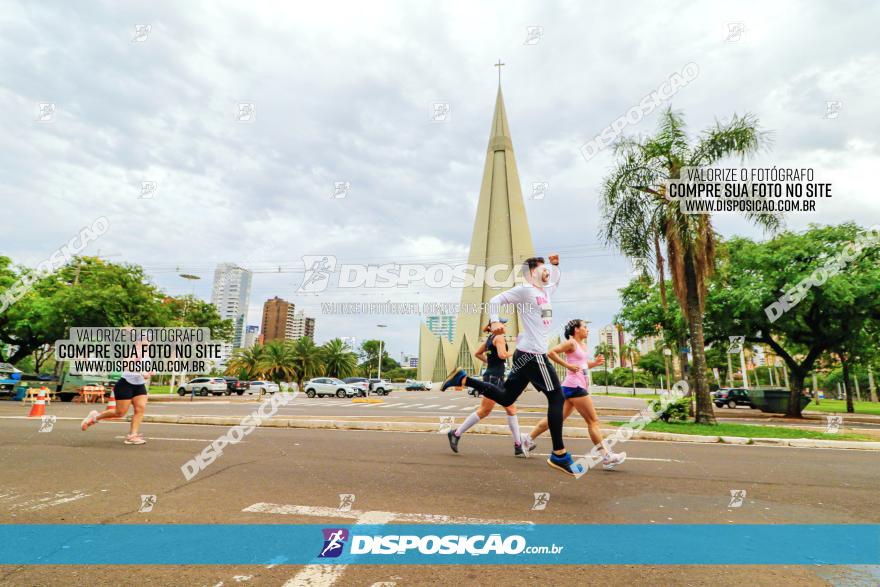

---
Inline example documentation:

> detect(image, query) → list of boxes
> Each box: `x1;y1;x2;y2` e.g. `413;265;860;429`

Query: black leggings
465;351;566;451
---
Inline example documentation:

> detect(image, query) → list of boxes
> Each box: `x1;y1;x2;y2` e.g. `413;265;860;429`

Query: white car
303;378;358;398
177;377;227;396
249;380;280;395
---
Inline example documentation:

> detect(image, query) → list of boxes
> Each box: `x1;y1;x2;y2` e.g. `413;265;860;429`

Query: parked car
404;380;429;391
303;378;359;398
342;377;369;396
224;377;250;395
714;387;755;409
249;380;280;395
368;378;392;395
178;377;227;396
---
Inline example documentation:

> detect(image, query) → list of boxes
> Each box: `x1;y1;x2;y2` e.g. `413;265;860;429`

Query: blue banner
1;524;877;565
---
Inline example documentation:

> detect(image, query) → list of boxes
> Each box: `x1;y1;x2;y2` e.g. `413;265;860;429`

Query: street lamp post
178;273;201;401
663;348;672;391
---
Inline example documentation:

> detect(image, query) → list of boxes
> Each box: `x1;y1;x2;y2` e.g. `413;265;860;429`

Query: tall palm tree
289;337;324;392
321;338;358;379
226;345;267;380
600;107;779;424
258;341;298;392
622;341;640;395
594;342;616;394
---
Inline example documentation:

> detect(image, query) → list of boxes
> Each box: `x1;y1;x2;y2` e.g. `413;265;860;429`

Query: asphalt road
1;414;878;586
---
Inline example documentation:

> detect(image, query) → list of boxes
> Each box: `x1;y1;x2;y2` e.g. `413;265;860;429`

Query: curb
140;415;880;450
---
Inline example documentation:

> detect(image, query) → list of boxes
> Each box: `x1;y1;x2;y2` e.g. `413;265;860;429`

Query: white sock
507;415;521;446
455;412;481;437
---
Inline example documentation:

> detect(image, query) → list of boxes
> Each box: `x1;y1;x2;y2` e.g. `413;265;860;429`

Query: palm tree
595;342;616;394
258;341;298;392
226;345;267;380
622;341;640;395
321;338;358;379
289;337;324;392
600;106;779;424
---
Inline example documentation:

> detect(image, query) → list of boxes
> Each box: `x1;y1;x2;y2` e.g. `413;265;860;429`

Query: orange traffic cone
28;388;47;418
107;388;116;411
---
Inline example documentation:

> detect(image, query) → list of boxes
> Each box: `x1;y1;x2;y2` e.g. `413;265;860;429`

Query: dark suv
714;388;754;409
224;377;250;396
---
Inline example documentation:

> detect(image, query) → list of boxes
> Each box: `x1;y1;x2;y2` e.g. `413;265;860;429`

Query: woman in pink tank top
524;319;626;470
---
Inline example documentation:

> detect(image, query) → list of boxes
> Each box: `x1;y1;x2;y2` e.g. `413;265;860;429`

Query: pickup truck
224;377;250;395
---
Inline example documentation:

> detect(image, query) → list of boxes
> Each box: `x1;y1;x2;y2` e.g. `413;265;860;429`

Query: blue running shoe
441;367;467;391
547;452;584;477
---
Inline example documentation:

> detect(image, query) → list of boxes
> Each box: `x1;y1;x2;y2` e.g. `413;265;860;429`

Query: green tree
594;342;616;394
703;224;880;416
358;339;397;376
290;337;325;391
321;338;358;379
600;107;778;423
258;341;298;391
227;345;267;380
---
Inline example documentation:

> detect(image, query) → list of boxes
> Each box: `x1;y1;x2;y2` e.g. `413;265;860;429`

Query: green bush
649;397;690;422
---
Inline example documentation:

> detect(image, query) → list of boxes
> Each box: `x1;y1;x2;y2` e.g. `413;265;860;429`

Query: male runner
442;255;581;476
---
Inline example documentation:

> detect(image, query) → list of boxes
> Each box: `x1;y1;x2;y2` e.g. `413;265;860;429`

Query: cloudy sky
2;0;878;359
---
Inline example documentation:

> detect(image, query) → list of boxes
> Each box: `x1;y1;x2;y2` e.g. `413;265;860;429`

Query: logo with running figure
298;255;338;293
318;528;349;558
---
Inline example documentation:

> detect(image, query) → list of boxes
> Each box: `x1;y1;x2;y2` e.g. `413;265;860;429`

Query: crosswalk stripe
420;405;440;409
460;406;473;410
439;405;457;410
407;403;423;408
380;403;404;408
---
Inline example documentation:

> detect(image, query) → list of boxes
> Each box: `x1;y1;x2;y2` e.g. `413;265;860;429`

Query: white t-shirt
121;372;145;385
488;282;557;354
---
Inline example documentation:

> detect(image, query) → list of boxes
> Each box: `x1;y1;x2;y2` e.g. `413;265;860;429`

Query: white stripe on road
534;453;681;462
112;435;236;443
439;405;457;410
378;403;405;408
243;502;534;525
419;405;440;409
406;404;423;408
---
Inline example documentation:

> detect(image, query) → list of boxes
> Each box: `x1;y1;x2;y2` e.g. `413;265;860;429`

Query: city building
597;325;623;369
637;334;659;356
261;297;296;342
400;353;419;369
425;315;456;344
290;310;316;341
243;325;260;349
210;263;252;363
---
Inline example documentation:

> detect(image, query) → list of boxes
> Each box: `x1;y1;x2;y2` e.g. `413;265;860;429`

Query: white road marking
7;490;91;511
534;453;682;462
419;405;440;409
243;503;534;525
439;405;457;410
112;435;234;443
406;404;423;408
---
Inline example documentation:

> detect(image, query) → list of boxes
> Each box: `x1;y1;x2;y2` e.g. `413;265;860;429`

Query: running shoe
547;452;584;477
602;451;626;470
124;433;146;445
441;367;467;391
447;430;460;453
514;443;525;458
80;410;99;431
520;433;537;454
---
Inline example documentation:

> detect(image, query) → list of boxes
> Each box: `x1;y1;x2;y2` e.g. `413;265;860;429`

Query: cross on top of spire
494;59;505;86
